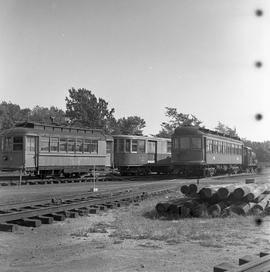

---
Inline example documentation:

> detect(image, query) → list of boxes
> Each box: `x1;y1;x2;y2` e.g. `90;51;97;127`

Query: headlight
2;155;8;161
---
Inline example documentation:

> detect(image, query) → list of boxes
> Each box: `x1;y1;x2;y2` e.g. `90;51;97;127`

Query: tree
0;101;31;130
242;139;270;163
112;116;146;135
65;88;115;132
215;121;238;137
156;107;203;138
29;106;66;124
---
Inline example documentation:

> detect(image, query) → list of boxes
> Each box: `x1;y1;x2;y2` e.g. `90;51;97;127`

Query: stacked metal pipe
155;183;270;218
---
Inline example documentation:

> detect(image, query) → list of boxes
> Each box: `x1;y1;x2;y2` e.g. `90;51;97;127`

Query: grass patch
199;240;223;248
71;222;111;237
110;197;260;248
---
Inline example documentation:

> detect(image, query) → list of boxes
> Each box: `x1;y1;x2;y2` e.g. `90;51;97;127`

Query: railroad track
0;175;123;186
0;172;258;186
214;252;270;271
0;173;177;186
0;183;180;232
0;181;167;209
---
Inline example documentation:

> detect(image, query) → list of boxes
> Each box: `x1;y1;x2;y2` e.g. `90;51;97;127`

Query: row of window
114;139;171;153
172;136;242;155
206;139;242;155
1;137;23;151
40;137;99;153
114;139;146;153
1;136;100;154
173;137;202;150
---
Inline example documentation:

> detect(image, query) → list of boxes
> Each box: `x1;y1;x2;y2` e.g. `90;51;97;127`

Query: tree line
1;88;269;162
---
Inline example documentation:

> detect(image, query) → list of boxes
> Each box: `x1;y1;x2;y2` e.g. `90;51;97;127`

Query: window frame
138;140;145;153
50;137;59;152
125;139;131;153
118;139;124;153
26;136;36;152
131;139;138;153
179;137;190;150
59;138;67;152
13;136;23;151
167;141;172;153
75;138;84;153
90;140;98;153
191;137;202;150
67;138;76;152
173;138;179;150
40;136;50;152
106;141;113;154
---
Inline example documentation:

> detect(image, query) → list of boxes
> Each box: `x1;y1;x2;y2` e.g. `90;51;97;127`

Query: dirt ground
0;195;270;272
0;171;270;272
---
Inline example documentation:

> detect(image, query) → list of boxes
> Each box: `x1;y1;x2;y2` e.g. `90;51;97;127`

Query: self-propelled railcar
0;122;113;177
171;126;257;177
113;135;171;175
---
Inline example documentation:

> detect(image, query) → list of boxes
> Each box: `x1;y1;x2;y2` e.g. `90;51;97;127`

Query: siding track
0;184;179;232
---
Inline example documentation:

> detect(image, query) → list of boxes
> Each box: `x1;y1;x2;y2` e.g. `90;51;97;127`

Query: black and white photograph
0;0;270;271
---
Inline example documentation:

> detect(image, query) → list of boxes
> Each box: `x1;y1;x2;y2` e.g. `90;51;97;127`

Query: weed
70;221;110;237
109;196;264;249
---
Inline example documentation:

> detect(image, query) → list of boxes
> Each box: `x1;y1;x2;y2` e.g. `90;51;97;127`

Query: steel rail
0;172;259;185
0;181;178;209
0;185;179;224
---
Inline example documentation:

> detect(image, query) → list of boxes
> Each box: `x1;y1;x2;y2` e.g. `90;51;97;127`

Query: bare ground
0;193;270;272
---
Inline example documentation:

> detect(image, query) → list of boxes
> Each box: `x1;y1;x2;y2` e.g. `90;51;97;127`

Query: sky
0;0;269;141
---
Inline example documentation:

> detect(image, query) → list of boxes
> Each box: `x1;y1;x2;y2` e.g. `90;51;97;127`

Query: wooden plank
214;262;236;272
228;254;270;272
239;254;259;265
0;223;18;232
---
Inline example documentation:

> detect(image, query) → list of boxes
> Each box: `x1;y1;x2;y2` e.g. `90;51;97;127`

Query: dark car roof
173;126;242;141
0;122;106;139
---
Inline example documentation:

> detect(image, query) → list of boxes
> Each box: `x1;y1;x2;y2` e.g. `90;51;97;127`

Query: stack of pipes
155;183;270;218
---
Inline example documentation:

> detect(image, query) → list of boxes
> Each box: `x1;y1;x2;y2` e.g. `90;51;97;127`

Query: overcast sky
0;0;269;141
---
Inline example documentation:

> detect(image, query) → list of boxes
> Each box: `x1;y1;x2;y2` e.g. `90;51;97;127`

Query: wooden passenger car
0;122;112;177
171;126;245;176
113;135;171;175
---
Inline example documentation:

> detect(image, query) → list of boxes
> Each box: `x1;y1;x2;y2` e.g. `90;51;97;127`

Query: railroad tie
104;203;117;209
70;209;87;216
113;201;122;207
7;218;42;228
57;211;71;218
0;223;18;232
68;211;79;218
239;254;260;265
80;207;91;214
213;262;236;272
97;205;108;211
119;200;130;206
46;213;65;221
214;252;270;271
88;207;99;214
30;216;54;224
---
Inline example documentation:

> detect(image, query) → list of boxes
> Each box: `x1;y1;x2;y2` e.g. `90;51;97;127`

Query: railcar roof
0;127;37;136
173;126;242;141
0;122;106;138
15;121;103;132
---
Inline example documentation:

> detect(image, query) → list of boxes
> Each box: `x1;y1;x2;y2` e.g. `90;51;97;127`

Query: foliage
112;116;146;135
215;121;238;137
242;139;270;163
156;107;203;138
29;105;66;124
65;88;115;132
0;102;30;129
0;101;66;130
